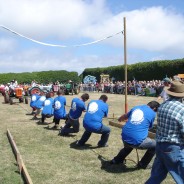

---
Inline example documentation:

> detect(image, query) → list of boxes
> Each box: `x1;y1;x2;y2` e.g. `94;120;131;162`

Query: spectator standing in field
4;83;9;92
14;79;18;87
110;101;160;169
9;80;15;90
59;93;89;136
146;81;184;184
41;92;54;123
76;95;110;147
157;77;171;102
31;80;37;87
53;89;66;129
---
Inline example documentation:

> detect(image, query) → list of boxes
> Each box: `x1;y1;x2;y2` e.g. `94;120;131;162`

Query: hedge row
0;58;183;84
0;70;80;84
80;58;184;81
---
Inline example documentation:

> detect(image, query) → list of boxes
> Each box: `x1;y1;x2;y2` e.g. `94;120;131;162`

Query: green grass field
0;93;174;184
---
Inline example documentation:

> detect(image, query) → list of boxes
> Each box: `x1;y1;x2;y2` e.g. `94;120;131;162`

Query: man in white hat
146;80;184;184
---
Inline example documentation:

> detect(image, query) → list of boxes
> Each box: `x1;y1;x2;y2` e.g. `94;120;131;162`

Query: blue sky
0;0;184;75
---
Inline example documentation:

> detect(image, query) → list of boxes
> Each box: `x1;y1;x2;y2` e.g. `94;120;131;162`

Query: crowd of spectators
1;76;183;98
79;78;179;97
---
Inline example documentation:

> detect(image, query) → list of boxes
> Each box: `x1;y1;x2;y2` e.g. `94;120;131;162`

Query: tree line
0;58;183;84
80;58;184;81
0;70;80;84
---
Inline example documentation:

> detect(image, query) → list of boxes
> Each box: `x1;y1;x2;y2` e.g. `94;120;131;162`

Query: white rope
0;25;123;48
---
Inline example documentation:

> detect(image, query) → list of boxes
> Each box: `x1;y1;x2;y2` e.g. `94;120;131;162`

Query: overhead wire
0;25;123;48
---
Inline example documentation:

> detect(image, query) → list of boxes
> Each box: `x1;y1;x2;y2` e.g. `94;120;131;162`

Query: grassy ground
0;93;174;184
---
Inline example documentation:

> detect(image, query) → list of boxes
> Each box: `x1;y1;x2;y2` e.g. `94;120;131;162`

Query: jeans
53;115;66;125
41;114;53;123
146;142;184;184
78;124;110;146
61;117;80;134
114;137;155;168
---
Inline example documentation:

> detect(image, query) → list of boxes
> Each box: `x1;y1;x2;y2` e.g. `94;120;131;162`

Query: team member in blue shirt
60;93;89;136
30;92;40;114
32;92;46;120
110;101;160;169
77;95;110;147
41;92;54;123
53;89;66;129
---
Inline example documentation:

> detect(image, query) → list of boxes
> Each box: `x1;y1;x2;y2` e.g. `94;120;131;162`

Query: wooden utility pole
124;17;128;113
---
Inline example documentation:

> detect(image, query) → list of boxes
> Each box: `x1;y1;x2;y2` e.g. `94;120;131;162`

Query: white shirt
160;89;169;102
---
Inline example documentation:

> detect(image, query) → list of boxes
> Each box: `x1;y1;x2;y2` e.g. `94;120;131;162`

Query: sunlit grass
0;94;174;184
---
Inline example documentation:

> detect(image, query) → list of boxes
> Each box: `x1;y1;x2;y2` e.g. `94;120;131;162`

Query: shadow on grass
98;155;139;173
43;125;60;131
30;117;40;121
70;140;106;150
26;113;34;115
42;125;76;135
58;133;77;138
70;140;95;150
36;121;49;126
14;163;21;174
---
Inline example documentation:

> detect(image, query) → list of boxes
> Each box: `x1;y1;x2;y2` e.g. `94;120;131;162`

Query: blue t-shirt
54;96;66;119
122;105;156;145
83;99;108;132
69;98;86;119
42;97;54;115
30;94;40;108
34;95;46;109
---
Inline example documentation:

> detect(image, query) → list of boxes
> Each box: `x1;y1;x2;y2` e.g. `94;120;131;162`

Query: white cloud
0;0;111;39
0;47;123;74
126;7;184;53
81;6;184;54
1;1;184;49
